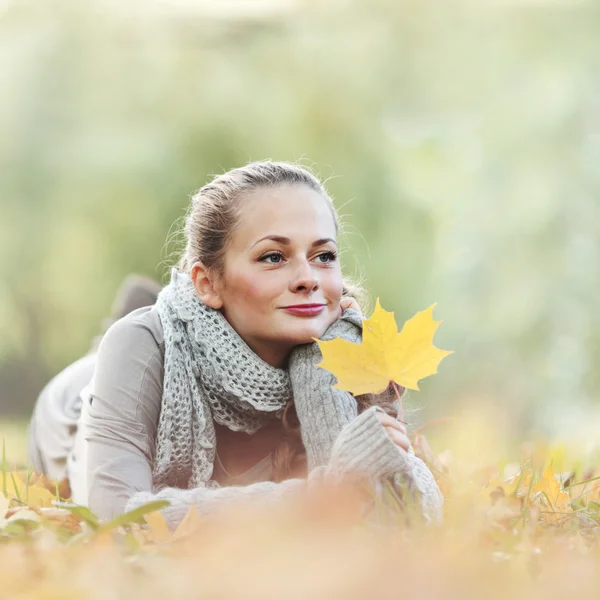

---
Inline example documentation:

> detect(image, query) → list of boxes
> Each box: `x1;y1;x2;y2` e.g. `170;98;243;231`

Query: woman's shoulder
97;305;165;360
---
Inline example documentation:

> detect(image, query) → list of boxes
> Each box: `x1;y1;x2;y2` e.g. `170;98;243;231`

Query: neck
218;308;292;368
247;341;291;369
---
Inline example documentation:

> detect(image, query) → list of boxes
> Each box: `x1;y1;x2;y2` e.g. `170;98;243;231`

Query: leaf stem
391;381;403;422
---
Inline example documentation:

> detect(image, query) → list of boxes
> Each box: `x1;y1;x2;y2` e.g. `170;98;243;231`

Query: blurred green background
1;0;599;450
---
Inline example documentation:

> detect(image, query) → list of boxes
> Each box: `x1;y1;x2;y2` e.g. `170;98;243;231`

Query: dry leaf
0;493;9;527
412;433;447;479
483;471;533;503
534;464;572;523
0;471;57;509
144;510;171;544
173;505;201;540
5;508;41;524
316;300;452;394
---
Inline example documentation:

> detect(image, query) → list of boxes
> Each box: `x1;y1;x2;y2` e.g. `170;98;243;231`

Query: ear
190;261;223;309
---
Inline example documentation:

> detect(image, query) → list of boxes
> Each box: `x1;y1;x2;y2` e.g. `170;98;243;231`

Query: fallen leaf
0;493;8;518
0;493;9;528
483;470;533;503
486;495;523;528
0;471;56;509
7;508;41;523
145;510;171;544
173;505;201;540
412;433;447;479
534;464;572;523
37;508;83;534
315;300;452;394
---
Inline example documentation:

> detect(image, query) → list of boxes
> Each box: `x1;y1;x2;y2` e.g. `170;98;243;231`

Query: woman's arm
125;405;406;528
81;310;164;519
289;308;444;523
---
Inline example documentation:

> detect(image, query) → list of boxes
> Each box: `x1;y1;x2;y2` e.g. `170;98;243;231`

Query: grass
0;419;28;469
4;408;600;598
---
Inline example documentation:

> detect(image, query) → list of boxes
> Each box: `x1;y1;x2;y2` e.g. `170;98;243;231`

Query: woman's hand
376;412;411;452
339;296;361;318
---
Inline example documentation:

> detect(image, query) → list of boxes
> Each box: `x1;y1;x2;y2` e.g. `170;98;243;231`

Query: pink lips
282;304;326;317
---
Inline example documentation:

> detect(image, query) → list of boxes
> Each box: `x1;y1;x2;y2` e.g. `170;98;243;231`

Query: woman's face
203;184;344;367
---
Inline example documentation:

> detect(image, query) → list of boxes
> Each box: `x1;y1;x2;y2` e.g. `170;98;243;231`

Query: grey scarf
153;269;292;489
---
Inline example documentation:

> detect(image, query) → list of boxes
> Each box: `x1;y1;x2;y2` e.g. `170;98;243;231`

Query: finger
340;298;353;310
384;428;410;452
377;412;406;432
377;413;407;434
340;297;361;313
349;299;361;312
385;427;410;450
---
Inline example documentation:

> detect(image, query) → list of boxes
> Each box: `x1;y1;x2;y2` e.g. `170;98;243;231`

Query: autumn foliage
3;303;600;598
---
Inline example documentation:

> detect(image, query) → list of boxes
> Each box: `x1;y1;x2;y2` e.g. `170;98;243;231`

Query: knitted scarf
152;269;292;490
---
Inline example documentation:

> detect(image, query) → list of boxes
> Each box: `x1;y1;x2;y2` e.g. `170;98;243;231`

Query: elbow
87;470;132;521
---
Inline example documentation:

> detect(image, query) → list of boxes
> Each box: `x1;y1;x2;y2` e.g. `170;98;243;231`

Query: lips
281;304;326;317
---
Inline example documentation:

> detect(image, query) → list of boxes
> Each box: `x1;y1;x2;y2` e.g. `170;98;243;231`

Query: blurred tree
0;0;598;436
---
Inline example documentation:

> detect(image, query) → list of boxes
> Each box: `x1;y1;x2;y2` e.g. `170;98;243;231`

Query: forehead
231;184;338;250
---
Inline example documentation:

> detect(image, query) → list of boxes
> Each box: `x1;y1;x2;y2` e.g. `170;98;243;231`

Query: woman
76;161;443;527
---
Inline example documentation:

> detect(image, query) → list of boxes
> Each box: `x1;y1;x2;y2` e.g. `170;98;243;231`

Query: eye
314;251;337;264
259;252;284;264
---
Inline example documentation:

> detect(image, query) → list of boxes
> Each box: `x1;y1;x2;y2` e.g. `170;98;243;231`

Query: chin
288;325;329;345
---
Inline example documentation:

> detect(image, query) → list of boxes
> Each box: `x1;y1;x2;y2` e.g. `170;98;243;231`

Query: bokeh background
1;0;599;462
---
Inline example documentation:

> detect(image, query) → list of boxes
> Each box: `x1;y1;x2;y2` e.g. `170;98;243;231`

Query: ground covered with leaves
4;414;600;600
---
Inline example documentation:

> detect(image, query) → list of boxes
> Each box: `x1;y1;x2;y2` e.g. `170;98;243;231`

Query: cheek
326;271;344;301
231;273;269;307
244;281;265;303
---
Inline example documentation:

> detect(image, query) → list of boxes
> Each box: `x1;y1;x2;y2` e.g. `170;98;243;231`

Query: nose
289;259;319;293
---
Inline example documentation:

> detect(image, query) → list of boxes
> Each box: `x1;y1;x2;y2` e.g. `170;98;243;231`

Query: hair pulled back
180;161;335;275
178;160;401;481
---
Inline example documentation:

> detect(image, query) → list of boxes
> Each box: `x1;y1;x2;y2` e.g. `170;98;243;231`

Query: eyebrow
251;235;336;249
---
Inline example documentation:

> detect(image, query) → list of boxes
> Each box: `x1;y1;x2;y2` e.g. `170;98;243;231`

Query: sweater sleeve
81;309;164;519
392;450;445;524
287;309;364;470
326;406;443;523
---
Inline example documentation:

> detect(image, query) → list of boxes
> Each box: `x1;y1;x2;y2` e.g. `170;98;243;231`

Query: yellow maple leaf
533;464;572;523
0;470;56;509
315;300;452;395
483;470;533;503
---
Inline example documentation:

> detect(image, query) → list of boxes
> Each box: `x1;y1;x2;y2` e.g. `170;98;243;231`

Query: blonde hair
178;160;399;481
